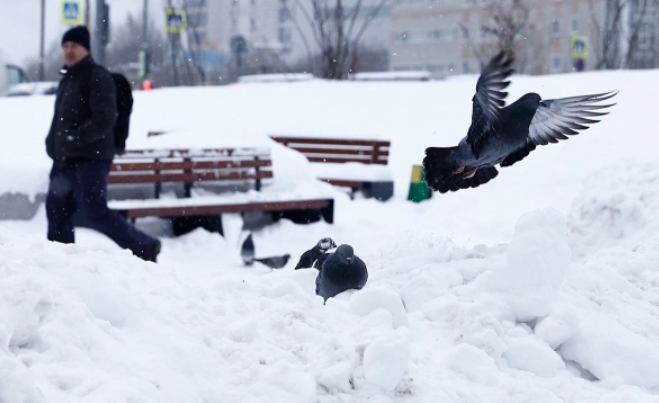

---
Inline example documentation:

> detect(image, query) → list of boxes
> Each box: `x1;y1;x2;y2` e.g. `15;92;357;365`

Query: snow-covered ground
2;70;659;402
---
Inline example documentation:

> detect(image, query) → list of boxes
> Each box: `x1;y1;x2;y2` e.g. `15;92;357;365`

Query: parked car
5;81;58;97
0;50;32;95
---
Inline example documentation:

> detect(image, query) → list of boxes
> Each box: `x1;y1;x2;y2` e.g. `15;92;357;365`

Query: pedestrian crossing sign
571;36;589;60
61;1;83;26
166;9;187;33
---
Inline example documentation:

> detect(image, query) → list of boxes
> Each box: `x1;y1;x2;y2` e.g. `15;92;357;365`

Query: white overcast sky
0;0;169;64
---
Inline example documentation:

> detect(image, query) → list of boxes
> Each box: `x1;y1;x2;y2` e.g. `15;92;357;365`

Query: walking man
45;26;161;262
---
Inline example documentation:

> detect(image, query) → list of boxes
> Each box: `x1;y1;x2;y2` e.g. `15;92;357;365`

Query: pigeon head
521;92;546;108
318;237;337;250
336;244;354;264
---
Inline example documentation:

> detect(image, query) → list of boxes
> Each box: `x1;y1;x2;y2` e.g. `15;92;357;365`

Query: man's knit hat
62;26;90;51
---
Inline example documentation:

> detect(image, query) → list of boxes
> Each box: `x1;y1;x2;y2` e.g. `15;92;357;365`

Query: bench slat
307;157;388;165
108;170;274;184
319;179;362;189
271;136;390;148
111;159;272;172
288;147;389;157
119;148;271;158
121;199;332;218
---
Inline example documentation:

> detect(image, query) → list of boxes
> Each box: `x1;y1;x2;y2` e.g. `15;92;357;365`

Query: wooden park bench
269;136;394;201
104;147;334;236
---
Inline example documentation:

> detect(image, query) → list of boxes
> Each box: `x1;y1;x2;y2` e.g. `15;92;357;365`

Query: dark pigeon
241;233;256;265
294;237;337;270
423;51;618;194
315;244;368;303
240;233;291;269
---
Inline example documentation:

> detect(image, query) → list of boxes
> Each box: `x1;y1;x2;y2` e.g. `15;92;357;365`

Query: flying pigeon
240;233;291;270
423;51;618;193
294;237;337;270
314;244;368;303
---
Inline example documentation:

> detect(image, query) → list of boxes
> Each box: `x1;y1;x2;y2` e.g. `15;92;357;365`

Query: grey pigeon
423;51;618;193
294;237;337;270
315;244;368;303
240;233;290;269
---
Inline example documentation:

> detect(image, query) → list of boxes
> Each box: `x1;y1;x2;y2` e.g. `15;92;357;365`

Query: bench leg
321;200;334;224
171;215;223;237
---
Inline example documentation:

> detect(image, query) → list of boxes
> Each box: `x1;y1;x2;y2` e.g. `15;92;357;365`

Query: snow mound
503;334;565;377
534;307;580;349
362;330;412;390
568;161;659;258
445;344;499;386
349;287;409;329
488;208;571;322
559;314;659;388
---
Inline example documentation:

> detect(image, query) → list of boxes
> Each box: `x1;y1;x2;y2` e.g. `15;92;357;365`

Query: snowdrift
2;69;659;401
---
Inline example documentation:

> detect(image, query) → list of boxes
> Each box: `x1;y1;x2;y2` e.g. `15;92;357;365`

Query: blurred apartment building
182;0;390;80
389;0;658;79
180;0;657;81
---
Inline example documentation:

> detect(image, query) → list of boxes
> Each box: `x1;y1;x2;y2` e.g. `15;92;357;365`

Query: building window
553;57;561;70
279;7;289;23
463;62;469;73
572;19;579;32
552;20;560;33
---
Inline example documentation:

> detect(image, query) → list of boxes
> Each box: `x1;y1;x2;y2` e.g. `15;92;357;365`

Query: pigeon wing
467;51;514;158
528;91;617;146
313;249;333;270
354;256;368;290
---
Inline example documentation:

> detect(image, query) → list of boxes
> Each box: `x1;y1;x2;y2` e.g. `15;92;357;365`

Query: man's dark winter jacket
46;56;117;164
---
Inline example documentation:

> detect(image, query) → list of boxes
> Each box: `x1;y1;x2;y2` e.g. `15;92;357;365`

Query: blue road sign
61;1;83;26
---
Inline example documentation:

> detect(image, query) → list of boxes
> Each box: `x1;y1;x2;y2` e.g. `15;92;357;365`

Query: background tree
291;0;388;79
475;0;530;73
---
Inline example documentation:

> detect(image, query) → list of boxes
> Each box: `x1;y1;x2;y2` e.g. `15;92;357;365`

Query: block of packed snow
350;287;409;329
422;295;507;359
534;308;580;349
489;208;571;322
445;344;500;386
503;335;565;377
362;331;411;391
317;362;354;393
559;314;659;388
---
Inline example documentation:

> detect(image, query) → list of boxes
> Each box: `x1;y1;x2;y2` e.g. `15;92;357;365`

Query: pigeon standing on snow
314;244;368;303
240;233;291;269
423;51;618;193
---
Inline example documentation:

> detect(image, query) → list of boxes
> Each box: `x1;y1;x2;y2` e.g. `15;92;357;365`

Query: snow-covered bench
269;136;394;201
106;148;334;235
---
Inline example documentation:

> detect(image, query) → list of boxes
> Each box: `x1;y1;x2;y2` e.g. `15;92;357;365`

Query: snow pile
3;200;659;400
560;314;659;388
2;69;659;401
487;208;571;322
568;161;659;258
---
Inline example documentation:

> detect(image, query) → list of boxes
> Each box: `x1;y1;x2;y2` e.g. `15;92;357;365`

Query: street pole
39;0;45;81
94;0;106;66
85;0;90;26
143;0;149;78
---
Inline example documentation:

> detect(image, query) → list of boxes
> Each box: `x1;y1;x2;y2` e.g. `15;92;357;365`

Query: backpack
111;73;133;153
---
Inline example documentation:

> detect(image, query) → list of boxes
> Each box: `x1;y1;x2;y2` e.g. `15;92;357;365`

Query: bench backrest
109;148;273;197
270;136;390;165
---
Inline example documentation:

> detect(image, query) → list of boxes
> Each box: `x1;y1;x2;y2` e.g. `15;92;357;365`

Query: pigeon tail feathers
423;147;500;193
423;146;460;193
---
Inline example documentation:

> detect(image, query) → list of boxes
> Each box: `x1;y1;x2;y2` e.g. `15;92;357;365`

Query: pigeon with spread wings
423;51;617;194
